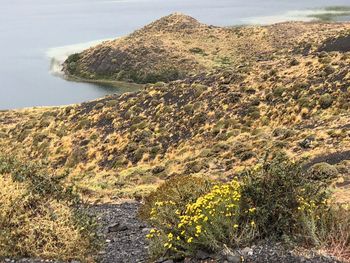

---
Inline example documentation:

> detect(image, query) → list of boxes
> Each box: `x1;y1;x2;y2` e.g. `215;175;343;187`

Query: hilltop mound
131;13;204;34
63;14;349;84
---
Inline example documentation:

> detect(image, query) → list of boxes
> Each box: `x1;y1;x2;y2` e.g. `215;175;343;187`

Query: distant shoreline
48;38;144;92
64;73;144;91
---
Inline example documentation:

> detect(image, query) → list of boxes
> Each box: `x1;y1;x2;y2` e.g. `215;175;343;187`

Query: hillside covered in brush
0;15;350;203
63;13;350;84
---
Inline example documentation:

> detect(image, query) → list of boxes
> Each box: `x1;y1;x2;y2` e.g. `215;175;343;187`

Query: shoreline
64;73;144;91
47;38;144;93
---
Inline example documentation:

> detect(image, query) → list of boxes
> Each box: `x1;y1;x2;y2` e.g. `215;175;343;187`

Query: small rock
219;245;241;263
241;247;253;256
108;222;128;232
195;249;210;260
142;227;151;233
152;166;165;174
226;254;241;263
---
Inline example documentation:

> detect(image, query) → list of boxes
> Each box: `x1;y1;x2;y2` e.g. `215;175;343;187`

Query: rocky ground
1;201;149;263
89;202;149;263
1;201;343;263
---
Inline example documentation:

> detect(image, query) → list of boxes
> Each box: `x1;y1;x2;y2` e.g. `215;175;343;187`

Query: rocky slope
1;18;350;202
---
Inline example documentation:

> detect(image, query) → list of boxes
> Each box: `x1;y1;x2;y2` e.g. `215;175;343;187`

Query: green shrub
189;47;205;55
94;102;104;110
66;53;81;64
273;86;286;97
241;153;330;242
307;162;338;182
319;93;333;109
324;65;335;75
143;154;347;261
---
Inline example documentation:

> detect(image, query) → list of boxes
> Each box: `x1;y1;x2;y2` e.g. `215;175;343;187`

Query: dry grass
0;159;99;262
320;205;350;262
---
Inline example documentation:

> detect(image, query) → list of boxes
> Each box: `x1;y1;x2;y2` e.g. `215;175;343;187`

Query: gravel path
88;201;149;263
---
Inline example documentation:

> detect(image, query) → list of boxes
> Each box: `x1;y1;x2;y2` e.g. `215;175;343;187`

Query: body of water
1;0;350;109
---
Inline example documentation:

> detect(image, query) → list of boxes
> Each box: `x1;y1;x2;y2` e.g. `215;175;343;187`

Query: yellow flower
168;233;174;240
187;237;193;243
195;225;202;234
233;224;239;229
163;242;172;249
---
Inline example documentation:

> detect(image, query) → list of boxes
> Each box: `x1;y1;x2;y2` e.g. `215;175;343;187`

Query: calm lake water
1;0;350;110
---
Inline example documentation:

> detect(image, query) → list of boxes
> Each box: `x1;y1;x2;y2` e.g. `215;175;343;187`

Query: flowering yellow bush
147;180;257;258
138;175;212;220
144;153;344;260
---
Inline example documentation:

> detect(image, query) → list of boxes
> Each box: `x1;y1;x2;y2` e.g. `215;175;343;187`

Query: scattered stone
195;250;210;260
241;247;253;256
107;222;128;232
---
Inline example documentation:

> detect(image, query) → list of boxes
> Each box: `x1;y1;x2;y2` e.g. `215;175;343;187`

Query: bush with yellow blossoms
145;180;257;259
143;152;349;261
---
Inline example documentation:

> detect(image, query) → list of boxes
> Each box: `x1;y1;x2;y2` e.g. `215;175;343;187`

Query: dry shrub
318;205;350;262
138;175;213;220
0;156;99;262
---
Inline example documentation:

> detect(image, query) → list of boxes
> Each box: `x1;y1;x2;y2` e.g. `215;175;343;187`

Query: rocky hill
63;13;350;84
1;16;350;203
